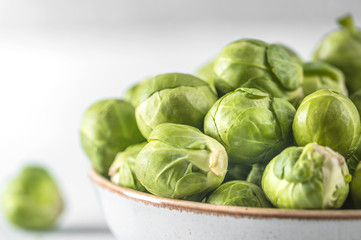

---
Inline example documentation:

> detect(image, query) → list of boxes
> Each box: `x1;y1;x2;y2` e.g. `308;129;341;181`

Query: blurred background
0;0;360;239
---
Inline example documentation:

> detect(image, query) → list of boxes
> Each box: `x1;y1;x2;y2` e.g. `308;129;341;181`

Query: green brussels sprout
313;15;361;94
293;89;360;158
204;88;295;165
351;161;361;208
195;60;218;94
275;43;303;65
262;143;351;209
123;82;141;106
80;99;145;175
135;123;228;200
224;163;265;188
212;39;303;103
206;180;271;207
346;154;360;176
2;166;64;230
350;89;361;115
246;163;266;188
224;162;252;182
134;73;218;138
346;89;361;173
109;142;147;192
302;61;348;97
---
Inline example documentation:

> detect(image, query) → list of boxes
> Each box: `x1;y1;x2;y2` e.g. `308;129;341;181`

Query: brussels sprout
313;15;361;94
351;161;361;208
212;39;303;103
123;82;140;106
135;123;228;200
80;99;145;175
262;143;351;209
302;61;348;97
2;166;64;230
275;43;303;65
346;89;361;173
206;180;271;207
195;60;218;94
224;163;265;187
224;162;252;182
246;163;266;188
347;154;361;175
134;73;218;138
293;89;360;158
109;142;147;192
204;88;295;165
350;89;361;115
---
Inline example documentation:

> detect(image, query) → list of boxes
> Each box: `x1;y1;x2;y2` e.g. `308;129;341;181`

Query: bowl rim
90;168;361;220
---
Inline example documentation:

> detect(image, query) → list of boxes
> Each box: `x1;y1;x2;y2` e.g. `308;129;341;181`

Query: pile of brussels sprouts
81;15;361;210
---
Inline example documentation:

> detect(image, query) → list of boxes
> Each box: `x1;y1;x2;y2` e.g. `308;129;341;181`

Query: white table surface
0;16;360;239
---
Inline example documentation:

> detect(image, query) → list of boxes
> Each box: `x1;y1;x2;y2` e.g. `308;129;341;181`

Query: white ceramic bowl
90;168;361;240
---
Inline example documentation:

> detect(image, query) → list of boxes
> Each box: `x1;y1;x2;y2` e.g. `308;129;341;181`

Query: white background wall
1;0;361;25
0;0;360;238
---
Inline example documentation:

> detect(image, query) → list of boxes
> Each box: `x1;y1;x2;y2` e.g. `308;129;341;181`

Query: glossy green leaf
267;44;303;91
135;123;228;200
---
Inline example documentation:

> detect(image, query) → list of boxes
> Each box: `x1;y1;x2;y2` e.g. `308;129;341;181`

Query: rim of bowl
90;168;361;220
